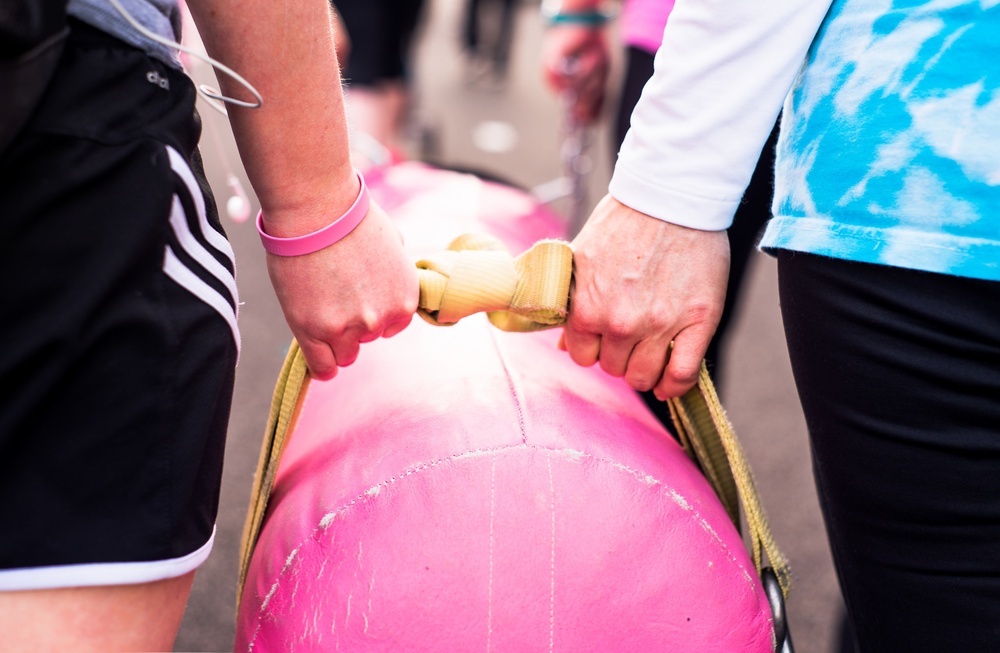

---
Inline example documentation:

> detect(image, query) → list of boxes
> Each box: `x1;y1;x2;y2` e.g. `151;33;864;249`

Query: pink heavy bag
235;162;789;652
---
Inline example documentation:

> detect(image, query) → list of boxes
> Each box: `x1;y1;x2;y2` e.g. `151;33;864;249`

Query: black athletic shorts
0;19;238;590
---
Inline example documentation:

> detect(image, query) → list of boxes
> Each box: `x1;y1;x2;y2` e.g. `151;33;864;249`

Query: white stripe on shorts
0;528;215;590
166;145;236;266
168;194;240;311
163;245;242;355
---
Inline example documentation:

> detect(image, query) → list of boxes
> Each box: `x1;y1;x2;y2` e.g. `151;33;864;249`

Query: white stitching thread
487;455;496;653
248;444;759;648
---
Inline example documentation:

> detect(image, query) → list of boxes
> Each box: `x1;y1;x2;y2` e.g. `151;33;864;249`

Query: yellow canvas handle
416;233;573;331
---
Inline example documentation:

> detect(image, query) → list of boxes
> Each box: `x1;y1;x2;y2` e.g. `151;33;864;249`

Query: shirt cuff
608;162;740;231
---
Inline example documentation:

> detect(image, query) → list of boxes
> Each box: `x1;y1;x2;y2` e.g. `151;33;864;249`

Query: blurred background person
462;0;519;85
334;0;426;154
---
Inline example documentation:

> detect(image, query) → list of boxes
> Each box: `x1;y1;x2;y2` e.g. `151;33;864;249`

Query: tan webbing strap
237;235;790;606
669;365;791;598
668;380;741;525
236;340;309;609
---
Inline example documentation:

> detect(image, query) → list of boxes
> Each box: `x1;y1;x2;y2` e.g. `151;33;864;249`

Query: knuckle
308;363;337;381
604;319;633;341
583;305;636;341
647;312;672;333
653;379;682;401
684;302;721;330
384;313;414;338
669;361;701;386
599;358;625;378
361;308;382;331
336;347;360;368
566;307;596;332
626;371;657;392
568;348;597;368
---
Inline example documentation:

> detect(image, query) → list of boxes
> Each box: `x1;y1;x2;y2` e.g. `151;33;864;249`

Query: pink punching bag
235;162;780;652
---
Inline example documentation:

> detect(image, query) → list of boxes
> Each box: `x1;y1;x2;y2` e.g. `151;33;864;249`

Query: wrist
541;0;613;27
257;169;370;256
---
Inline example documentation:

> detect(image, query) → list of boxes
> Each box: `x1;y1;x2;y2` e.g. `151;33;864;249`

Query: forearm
611;0;835;230
186;0;356;237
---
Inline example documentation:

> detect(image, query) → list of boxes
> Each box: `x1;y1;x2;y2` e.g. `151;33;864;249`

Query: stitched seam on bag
247;444;760;647
487;327;528;444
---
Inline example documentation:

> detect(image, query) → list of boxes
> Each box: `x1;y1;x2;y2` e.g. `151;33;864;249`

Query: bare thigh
0;571;195;653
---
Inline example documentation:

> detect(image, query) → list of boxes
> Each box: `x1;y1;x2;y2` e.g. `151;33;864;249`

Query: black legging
778;250;1000;652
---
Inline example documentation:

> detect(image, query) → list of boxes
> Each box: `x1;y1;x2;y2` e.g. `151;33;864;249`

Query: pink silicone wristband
256;170;370;256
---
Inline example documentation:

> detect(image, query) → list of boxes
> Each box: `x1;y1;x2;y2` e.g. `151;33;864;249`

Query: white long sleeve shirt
612;0;1000;284
610;0;835;231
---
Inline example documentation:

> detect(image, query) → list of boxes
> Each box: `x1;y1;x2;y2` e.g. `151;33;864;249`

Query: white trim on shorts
0;527;215;591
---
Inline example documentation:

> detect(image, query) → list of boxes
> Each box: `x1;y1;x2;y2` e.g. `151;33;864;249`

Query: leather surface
236;163;774;652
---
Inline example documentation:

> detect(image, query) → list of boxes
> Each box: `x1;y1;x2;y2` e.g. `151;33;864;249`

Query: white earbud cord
107;0;262;111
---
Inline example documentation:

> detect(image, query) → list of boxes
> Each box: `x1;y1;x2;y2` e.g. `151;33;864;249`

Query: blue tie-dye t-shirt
760;0;1000;282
